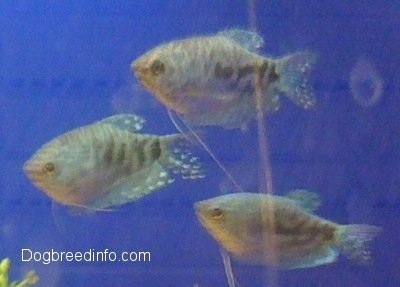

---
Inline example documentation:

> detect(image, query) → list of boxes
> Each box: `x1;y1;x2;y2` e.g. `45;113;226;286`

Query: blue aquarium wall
0;1;399;286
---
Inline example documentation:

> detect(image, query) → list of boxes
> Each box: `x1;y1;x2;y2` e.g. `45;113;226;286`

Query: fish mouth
23;159;36;178
130;61;140;74
193;201;200;212
22;159;46;192
193;201;208;224
193;202;203;217
130;60;148;77
23;161;43;187
130;61;152;88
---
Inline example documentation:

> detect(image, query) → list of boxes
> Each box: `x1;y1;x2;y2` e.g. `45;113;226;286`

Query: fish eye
210;208;224;219
150;59;165;76
42;162;56;174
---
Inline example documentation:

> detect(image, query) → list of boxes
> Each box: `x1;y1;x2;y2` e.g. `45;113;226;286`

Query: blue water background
0;1;399;286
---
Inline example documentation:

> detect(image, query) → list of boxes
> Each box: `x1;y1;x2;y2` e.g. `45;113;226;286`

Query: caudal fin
276;51;317;109
161;135;205;180
337;224;381;265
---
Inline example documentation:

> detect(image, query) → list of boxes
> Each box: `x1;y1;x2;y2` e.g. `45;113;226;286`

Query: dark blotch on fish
238;80;254;98
268;63;279;82
214;62;234;79
320;224;335;241
150;139;161;160
237;65;255;82
136;140;146;168
275;217;308;236
116;143;127;163
103;137;115;166
257;61;269;80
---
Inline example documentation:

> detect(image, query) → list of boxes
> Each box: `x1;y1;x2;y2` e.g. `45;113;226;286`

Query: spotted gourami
132;29;317;129
194;191;380;269
23;114;204;210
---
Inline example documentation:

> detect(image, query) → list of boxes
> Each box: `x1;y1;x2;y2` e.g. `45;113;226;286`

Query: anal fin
279;246;338;269
89;162;174;209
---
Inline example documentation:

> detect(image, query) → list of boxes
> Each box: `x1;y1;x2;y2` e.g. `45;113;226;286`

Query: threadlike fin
337;224;381;265
220;248;237;287
168;109;245;192
275;51;317;109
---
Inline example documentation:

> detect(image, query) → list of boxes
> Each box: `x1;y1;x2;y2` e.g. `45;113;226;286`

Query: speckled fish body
194;192;380;269
23;114;204;210
132;29;317;129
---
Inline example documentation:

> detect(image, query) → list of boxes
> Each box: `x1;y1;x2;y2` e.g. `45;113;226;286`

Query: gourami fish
194;190;380;269
132;29;317;129
23;114;204;210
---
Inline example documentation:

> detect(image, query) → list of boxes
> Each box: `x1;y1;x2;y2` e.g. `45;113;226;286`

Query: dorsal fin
98;114;145;133
217;29;264;52
286;189;321;213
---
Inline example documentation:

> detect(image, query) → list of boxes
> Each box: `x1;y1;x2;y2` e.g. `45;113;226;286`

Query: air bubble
349;57;383;108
